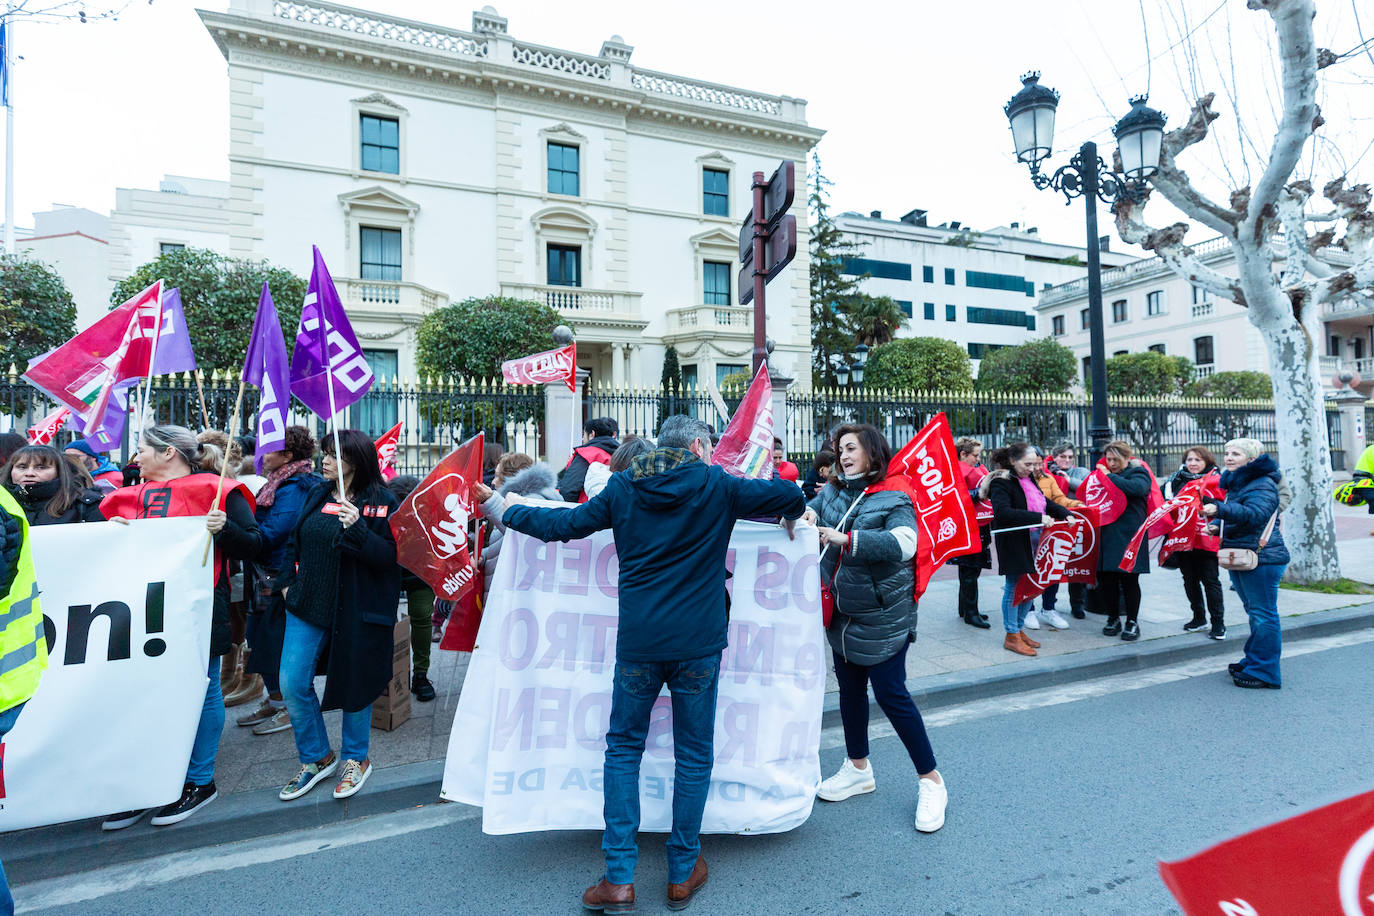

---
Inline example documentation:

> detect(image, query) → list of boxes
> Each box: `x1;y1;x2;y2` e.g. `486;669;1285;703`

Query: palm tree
847;295;906;347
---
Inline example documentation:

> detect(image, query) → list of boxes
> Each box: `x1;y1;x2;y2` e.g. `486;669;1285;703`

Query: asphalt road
17;636;1374;915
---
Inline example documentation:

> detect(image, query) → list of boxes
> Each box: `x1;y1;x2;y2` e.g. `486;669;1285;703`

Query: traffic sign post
739;160;798;374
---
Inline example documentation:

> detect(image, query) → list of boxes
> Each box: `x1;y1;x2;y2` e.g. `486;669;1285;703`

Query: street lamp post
1003;73;1166;464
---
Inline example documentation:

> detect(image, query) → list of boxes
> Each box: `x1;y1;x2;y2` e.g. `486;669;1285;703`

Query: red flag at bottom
439;523;486;652
1158;788;1374;915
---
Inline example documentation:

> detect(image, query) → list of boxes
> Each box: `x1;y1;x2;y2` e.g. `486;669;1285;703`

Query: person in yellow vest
0;485;47;916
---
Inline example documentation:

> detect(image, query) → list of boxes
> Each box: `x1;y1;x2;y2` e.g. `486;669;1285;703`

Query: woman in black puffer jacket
1095;440;1153;641
803;423;947;834
2;445;106;525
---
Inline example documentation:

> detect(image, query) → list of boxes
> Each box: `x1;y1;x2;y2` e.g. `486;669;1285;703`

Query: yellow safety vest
0;487;45;714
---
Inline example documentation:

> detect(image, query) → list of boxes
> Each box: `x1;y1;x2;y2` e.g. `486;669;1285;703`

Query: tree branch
1147;94;1242;239
1112;192;1243;303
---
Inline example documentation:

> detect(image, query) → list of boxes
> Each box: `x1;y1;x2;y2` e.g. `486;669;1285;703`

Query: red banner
27;406;71;445
712;364;774;479
887;414;981;600
439;522;487;652
500;343;577;392
375;421;403;481
1080;467;1126;525
389;434;484;602
1119;474;1223;571
1011;505;1101;604
1159;788;1374;915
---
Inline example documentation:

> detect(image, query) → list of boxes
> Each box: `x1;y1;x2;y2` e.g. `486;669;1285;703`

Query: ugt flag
27;407;71;446
1011;507;1100;604
712;364;774;479
290;246;374;418
389;434;485;603
375;421;403;480
22;281;164;435
243;283;291;473
500;343;577;392
887;413;981;598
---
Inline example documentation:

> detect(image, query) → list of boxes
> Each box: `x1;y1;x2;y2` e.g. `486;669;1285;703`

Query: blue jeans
1001;576;1033;634
186;657;224;786
1229;564;1285;685
0;701;26;916
603;654;721;886
280;613;371;765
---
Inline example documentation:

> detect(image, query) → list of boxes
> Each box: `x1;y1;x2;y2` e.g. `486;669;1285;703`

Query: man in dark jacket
557;417;620;503
503;414;805;913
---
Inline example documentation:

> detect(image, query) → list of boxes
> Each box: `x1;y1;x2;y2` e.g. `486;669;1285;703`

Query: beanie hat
64;440;100;459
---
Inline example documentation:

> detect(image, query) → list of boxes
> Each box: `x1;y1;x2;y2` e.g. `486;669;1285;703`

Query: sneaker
1232;673;1280;689
252;708;292;736
102;808;149;831
1121;621;1140;641
333;759;372;799
150;781;217;826
817;759;876;802
1102;618;1122;637
1210;624;1227;641
1228;661;1245;675
915;773;947;833
1183;618;1209;633
236;699;281;728
412;673;436;702
1023;610;1041;630
1041;608;1070;630
279;753;338;801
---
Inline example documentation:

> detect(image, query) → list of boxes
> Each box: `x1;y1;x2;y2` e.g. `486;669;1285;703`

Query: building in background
834;210;1139;368
1037;235;1373;395
198;0;823;387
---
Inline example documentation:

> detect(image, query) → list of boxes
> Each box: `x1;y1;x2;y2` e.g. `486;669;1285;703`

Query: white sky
5;0;1373;254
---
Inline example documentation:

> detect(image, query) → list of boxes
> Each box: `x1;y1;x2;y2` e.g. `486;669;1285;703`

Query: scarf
256;459;315;507
1019;475;1047;514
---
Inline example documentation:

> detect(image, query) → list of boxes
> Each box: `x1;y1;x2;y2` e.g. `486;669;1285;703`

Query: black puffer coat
1099;462;1153;574
983;471;1070;577
4;479;105;525
809;474;919;666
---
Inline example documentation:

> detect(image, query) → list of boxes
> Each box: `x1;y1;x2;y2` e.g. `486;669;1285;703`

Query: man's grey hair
657;415;712;450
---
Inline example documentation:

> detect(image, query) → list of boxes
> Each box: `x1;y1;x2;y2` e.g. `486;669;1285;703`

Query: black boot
1102;617;1122;637
962;611;991;630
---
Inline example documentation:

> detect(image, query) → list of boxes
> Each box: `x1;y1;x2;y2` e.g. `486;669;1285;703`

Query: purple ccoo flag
82;287;199;453
289;245;374;419
243;282;292;474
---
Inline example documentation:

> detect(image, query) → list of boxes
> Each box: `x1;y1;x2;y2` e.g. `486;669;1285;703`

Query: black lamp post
1004;73;1166;464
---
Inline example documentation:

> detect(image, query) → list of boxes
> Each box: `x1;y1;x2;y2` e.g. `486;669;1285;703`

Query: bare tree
1113;0;1370;583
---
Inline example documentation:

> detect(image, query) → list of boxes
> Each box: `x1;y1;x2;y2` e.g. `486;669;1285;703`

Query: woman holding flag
1165;447;1226;640
803;423;948;834
1094;441;1155;641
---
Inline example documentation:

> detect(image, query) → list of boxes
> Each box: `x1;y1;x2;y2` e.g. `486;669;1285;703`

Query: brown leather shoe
582;878;635;914
667;856;708;911
1018;630;1041;649
1004;633;1036;656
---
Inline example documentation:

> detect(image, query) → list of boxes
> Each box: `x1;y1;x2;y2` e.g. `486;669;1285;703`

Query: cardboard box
372;618;412;731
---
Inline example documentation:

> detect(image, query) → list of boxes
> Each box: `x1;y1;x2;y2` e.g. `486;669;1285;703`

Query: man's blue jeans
280;613;370;765
186;657;224;786
1229;563;1286;685
0;701;26;916
602;654;721;887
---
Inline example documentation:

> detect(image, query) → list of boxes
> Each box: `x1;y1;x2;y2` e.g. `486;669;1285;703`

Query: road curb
9;603;1371;885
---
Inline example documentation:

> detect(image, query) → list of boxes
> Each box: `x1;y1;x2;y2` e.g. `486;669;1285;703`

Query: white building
197;1;823;388
835;210;1139;366
1036;236;1374;395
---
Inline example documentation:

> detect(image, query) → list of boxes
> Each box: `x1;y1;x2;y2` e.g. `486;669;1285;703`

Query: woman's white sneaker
817;759;876;802
915;773;947;832
1041;608;1071;630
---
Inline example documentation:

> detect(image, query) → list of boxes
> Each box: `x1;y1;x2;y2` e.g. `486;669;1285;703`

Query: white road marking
16;802;482;913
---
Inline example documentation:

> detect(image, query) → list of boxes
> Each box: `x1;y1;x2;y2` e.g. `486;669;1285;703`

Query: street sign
738;160;797;266
738;215;796;305
739;212;754;262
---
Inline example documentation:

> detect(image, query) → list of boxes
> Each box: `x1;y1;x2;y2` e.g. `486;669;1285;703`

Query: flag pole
136;282;167;442
4;17;15;255
202;372;245;566
324;344;346;506
193;369;210;430
990;521;1066;536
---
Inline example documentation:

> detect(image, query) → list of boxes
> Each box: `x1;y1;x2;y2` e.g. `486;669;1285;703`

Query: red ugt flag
27;406;71;445
1012;513;1092;604
1159;788;1374;915
501;343;577;392
375;421;403;481
389;434;484;603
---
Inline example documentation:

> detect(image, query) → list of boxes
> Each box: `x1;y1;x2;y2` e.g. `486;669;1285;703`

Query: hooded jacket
4;479;106;525
1207;454;1290;565
557;435;620;503
808;474;920;666
504;448;805;662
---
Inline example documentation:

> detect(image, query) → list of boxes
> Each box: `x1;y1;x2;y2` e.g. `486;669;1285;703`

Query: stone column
544;326;585;467
765;338;793;454
611;342;627;389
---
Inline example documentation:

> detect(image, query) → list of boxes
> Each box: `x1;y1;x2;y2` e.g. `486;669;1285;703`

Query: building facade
1036;235;1374;394
835;211;1139;367
198;1;823;387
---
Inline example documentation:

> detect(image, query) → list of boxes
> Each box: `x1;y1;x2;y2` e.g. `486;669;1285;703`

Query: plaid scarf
256;459;315;507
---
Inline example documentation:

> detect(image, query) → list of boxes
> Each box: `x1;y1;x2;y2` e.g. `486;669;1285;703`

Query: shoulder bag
819;493;867;627
1216;511;1278;572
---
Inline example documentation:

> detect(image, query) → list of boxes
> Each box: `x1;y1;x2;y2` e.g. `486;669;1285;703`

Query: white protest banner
0;518;214;832
441;517;824;836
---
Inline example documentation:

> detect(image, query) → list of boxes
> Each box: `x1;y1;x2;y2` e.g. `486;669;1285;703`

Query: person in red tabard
773;437;801;483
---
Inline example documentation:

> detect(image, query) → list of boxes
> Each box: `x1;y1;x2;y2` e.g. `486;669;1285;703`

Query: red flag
389;434;485;602
1120;472;1222;571
375;421;403;481
1012;518;1086;604
888;413;981;569
1159;788;1374;915
439;523;487;652
27;406;71;445
23;281;164;435
500;343;577;392
711;364;774;479
1080;467;1126;525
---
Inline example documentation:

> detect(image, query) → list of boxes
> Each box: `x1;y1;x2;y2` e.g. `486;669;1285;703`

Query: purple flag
289;246;374;418
80;287;199;452
243;283;291;474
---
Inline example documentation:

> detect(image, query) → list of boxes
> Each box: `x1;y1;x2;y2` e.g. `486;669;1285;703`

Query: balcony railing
1195;364;1215;379
664;305;753;335
336;278;448;314
1191;302;1214;318
1322;296;1374;321
501;283;643;319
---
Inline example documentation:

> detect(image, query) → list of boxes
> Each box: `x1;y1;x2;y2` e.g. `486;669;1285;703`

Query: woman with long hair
981;441;1072;656
803;423;947;833
99;425;262;829
1166;446;1226;640
2;445;105;525
275;430;401;802
1095;440;1154;641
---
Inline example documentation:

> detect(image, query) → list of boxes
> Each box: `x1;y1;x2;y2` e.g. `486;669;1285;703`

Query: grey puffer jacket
809;474;919;666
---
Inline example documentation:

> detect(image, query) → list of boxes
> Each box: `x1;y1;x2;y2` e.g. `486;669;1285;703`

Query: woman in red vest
99;424;261;830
